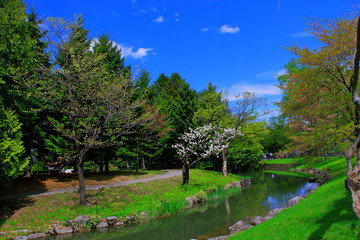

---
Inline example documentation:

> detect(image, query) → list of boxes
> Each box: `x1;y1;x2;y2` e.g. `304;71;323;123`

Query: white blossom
172;124;242;165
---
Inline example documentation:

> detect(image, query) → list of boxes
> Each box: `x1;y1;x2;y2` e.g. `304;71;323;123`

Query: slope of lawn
230;156;360;240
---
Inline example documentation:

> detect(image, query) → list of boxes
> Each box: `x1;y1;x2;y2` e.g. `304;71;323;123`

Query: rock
229;220;253;233
207;235;232;240
106;216;118;225
15;229;29;233
309;177;317;183
223;183;233;190
287;196;302;208
54;226;74;235
231;182;242;188
125;216;138;223
250;216;266;226
186;196;203;208
48;229;56;235
240;178;251;188
26;233;47;239
267;208;282;218
114;221;126;227
69;215;89;229
14;236;28;240
96;221;109;229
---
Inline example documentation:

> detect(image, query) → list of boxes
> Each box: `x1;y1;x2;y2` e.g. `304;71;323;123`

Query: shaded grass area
0;170;241;238
230;156;360;240
0;170;162;196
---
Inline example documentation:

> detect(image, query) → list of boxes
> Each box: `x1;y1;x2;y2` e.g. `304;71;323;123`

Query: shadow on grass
0;196;36;228
308;190;359;240
52;170;149;183
0;176;48;198
0;170;151;198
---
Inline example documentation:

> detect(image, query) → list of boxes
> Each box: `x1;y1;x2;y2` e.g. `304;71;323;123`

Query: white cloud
219;25;240;34
276;69;286;77
153;15;164;23
224;83;282;101
174;12;180;22
118;45;154;59
256;69;286;79
201;27;209;32
91;38;154;60
257;71;274;79
290;31;312;38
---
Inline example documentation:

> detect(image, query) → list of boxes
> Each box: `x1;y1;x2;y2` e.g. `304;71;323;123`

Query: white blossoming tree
173;124;241;184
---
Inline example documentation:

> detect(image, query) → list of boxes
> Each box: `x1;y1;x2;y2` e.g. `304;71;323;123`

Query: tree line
0;1;288;205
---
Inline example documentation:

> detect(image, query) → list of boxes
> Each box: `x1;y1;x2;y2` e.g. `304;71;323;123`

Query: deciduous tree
42;16;156;205
173;124;240;184
278;17;357;162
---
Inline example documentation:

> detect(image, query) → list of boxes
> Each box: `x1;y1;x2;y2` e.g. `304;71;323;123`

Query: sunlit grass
263;157;303;165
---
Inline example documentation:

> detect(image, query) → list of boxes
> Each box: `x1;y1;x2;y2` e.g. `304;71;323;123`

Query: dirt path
3;170;182;199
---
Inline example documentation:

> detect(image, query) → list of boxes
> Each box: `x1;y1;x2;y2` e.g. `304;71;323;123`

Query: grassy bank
0;169;242;239
230;156;360;240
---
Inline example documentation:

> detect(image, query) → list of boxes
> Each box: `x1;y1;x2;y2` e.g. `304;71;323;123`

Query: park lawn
230;156;360;240
263;157;303;165
0;169;242;239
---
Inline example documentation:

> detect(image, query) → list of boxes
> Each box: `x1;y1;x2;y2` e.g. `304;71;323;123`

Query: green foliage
277;17;357;156
149;73;198;168
0;105;28;184
91;33;130;78
228;122;267;171
0;0;50;178
193;83;230;126
262;115;291;154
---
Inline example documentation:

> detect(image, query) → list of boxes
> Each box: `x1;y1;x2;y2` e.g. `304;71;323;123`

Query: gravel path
3;169;182;200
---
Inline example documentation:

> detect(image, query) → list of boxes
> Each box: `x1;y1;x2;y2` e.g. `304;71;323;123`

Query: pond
65;171;318;240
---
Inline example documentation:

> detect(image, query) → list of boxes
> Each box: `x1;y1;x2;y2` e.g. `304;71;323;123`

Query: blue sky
24;0;359;116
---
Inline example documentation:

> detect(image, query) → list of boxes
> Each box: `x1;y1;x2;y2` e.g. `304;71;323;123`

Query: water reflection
61;171;318;240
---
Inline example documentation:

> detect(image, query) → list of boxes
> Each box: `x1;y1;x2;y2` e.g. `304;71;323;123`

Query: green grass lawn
230;156;360;240
263;157;303;165
0;169;242;239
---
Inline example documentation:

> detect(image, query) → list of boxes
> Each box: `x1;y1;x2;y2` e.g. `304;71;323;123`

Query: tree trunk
141;155;146;169
222;148;228;177
136;156;139;173
77;161;87;206
99;159;104;172
105;158;109;173
182;160;190;185
346;135;360;174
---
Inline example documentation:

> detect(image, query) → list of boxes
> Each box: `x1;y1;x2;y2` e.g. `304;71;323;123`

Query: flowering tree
173;124;241;184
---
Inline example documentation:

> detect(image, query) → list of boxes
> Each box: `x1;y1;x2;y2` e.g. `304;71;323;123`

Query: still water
67;171;318;240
